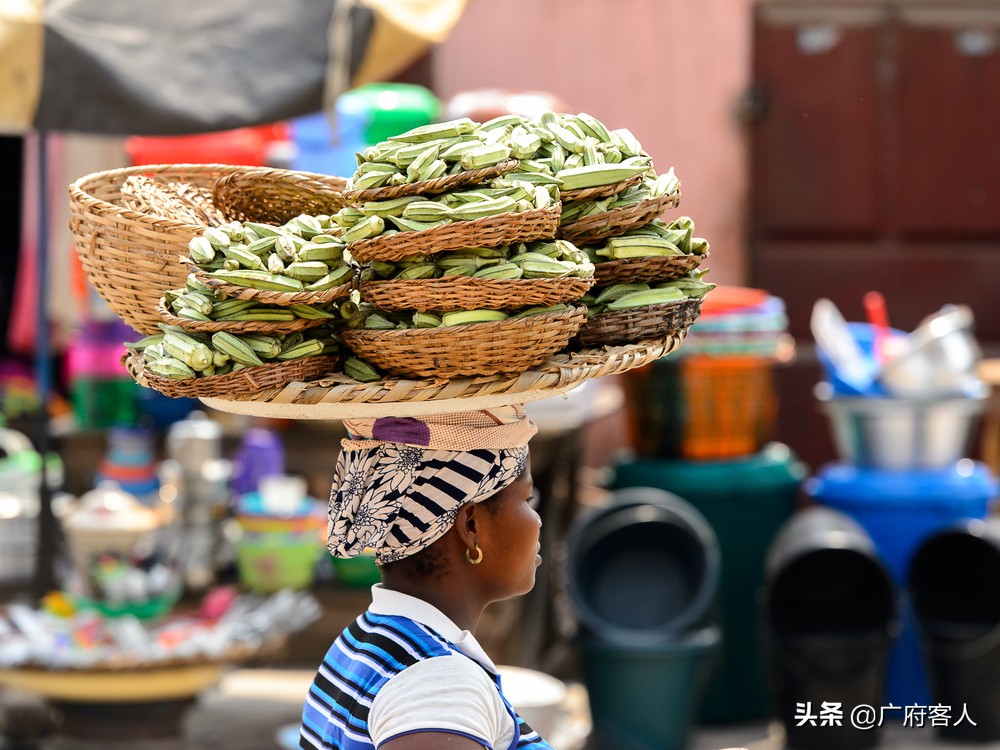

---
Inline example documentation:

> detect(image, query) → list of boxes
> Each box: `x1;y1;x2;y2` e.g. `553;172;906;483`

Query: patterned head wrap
327;406;537;564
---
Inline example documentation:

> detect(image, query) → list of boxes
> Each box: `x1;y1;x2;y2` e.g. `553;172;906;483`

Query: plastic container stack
565;488;720;750
613;287;805;724
808;298;998;710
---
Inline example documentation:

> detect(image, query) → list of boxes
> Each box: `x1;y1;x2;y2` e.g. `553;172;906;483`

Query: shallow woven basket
558;172;647;203
342;160;520;204
560;191;683;246
593;252;707;286
182;259;356;307
120;175;228;227
340;306;587;379
358;276;595;312
69;163;247;335
126;352;341;398
156;297;332;334
212;167;349;224
197;333;688;419
347;204;561;263
574;298;703;348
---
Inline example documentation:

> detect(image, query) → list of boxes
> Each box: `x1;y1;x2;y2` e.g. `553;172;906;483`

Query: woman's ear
454;502;478;547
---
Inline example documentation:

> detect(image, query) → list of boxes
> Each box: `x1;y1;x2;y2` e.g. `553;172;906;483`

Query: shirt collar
368;584;497;672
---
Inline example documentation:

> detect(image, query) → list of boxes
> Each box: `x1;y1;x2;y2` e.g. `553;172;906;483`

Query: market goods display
358;239;595;312
119;174;227;228
125;325;340;397
70;111;711;415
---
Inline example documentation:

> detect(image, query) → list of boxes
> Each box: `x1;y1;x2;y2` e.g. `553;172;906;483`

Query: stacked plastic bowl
234;475;326;593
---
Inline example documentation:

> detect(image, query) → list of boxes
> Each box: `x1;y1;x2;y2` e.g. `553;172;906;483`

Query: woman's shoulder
349;610;459;660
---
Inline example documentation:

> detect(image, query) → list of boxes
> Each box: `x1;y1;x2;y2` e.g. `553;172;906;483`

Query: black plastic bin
764;507;898;750
565;489;721;750
909;517;1000;743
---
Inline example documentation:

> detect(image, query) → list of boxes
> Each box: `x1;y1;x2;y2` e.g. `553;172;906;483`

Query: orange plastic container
622;355;778;460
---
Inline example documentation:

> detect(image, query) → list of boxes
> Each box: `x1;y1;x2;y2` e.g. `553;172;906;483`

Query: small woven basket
182;259;356;307
574;298;703;348
69;163;246;335
558;172;646;203
593;252;707;286
212;167;349;224
358;276;595;312
126;352;341;398
156;297;332;334
339;306;587;379
560;191;683;246
120;175;228;227
342;160;520;204
347;204;561;263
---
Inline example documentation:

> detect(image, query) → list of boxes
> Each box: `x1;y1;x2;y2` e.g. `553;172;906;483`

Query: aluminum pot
877;304;983;397
815;382;988;470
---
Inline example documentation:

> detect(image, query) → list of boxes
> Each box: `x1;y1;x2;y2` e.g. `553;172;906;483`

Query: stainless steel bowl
815;382;988;470
877;304;983;397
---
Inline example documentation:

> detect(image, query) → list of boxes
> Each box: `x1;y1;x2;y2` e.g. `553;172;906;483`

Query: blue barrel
808;461;997;707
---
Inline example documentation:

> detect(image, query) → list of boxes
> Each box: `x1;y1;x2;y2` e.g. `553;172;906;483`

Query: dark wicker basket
574;298;703;348
342;160;520;204
358;276;594;312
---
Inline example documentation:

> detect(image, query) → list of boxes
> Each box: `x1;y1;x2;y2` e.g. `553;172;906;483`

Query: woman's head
326;406;537;566
381;463;542;600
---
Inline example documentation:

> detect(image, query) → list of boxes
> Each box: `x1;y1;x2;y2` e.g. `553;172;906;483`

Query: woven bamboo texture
126;353;341;398
197;332;688;418
69;163;247;335
119;175;227;227
560;191;683;246
575;297;703;348
156;297;332;333
558;172;646;203
212;167;349;224
347;204;561;263
342;160;520;204
358;276;595;312
182;259;356;307
340;306;587;379
593;252;707;286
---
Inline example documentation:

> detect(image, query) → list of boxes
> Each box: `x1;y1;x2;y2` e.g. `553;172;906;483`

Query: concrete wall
433;0;755;285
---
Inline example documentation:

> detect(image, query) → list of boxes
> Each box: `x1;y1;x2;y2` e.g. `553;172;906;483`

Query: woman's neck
380;574;484;633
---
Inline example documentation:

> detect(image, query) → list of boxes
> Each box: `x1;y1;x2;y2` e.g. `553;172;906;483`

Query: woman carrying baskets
298;405;556;750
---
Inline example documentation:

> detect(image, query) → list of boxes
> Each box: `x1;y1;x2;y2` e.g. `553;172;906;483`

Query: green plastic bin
580;626;720;750
611;442;806;722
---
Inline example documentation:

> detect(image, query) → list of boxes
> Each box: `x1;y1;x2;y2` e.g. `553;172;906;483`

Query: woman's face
476;469;542;601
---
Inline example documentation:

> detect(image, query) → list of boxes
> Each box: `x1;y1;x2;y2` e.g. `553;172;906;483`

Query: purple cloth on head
370;417;431;446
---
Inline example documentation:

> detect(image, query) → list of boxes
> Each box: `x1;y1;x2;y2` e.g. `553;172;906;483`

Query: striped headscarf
327;406;537;564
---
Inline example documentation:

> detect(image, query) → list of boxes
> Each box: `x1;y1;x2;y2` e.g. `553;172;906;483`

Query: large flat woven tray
197;333;686;419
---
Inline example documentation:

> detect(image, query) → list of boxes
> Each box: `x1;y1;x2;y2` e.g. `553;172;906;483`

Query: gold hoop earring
465;543;484;565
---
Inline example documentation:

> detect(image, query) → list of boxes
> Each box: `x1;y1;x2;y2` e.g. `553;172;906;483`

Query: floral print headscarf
327;407;536;564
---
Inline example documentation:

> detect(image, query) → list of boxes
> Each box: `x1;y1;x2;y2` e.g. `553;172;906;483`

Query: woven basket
126;352;341;398
120;175;227;227
212;167;349;224
156;297;332;334
558;172;646;203
198;333;688;419
574;298;703;348
182;259;356;307
359;276;595;312
560;191;683;246
69;163;248;335
593;252;707;286
342;160;520;204
348;204;561;263
340;306;587;379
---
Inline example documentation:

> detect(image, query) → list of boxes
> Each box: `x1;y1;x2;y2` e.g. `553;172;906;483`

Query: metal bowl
815;382;988;470
877;304;983;397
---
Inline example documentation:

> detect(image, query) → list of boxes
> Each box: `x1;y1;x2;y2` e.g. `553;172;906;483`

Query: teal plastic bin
611;442;806;722
580;627;720;750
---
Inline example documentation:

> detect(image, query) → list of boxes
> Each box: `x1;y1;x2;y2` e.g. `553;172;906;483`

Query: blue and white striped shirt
299;589;555;750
